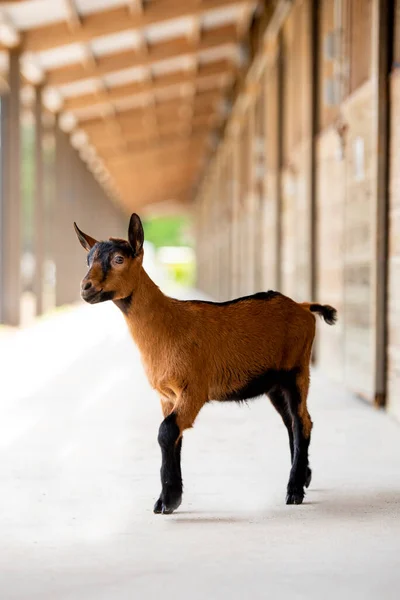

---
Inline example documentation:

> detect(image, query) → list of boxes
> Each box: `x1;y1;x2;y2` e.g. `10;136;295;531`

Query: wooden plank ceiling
0;0;261;212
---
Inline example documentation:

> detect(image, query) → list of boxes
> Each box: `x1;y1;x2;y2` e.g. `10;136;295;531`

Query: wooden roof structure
0;0;263;213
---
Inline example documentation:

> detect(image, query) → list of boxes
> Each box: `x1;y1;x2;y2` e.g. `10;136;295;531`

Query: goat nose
83;281;92;291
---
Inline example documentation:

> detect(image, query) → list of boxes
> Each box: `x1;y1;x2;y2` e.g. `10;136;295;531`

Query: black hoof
153;493;182;515
153;497;163;514
305;467;312;489
286;491;304;505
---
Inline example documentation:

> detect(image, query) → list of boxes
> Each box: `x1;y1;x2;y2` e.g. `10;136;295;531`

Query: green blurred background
142;215;195;287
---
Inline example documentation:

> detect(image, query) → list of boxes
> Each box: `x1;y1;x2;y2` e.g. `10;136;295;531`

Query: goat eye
114;255;124;264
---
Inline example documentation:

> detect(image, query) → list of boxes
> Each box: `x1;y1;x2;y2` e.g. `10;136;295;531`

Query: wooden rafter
65;2;102;91
109;165;202;201
114;110;218;138
95;120;217;156
46;24;239;86
64;0;82;31
63;60;234;111
185;15;202;136
79;90;223;127
22;0;255;52
126;0;144;15
115;176;199;195
117;186;194;208
106;148;206;168
115;182;199;200
79;102;222;154
74;81;229;124
85;114;221;155
103;134;209;167
62;0;122;149
6;0;260;210
111;162;202;182
237;3;255;36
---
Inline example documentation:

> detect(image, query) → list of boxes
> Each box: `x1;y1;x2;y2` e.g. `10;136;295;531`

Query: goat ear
74;222;97;252
128;213;144;256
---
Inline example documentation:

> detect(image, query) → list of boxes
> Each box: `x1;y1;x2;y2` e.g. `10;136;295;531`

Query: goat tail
301;302;337;326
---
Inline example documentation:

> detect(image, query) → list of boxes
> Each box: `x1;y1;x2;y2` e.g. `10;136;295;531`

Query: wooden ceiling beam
112;163;201;183
84;113;220;150
74;80;228;122
117;178;197;196
95;121;216;158
106;161;205;187
237;3;255;36
118;181;194;194
113;116;216;146
102;134;209;167
64;0;82;31
114;167;196;185
116;185;197;205
126;0;144;15
63;1;104;94
80;92;222;129
118;188;193;209
63;59;234;111
110;171;200;198
106;149;206;170
78;105;222;150
46;24;238;87
115;180;198;197
117;92;222;123
22;0;256;53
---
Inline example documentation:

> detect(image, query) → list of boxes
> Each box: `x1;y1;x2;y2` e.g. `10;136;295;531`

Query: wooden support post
198;188;206;294
42;112;57;314
33;85;44;316
231;129;240;297
276;31;284;291
310;0;318;307
373;0;391;407
0;49;21;326
248;96;260;294
211;167;218;299
54;125;70;307
226;153;233;300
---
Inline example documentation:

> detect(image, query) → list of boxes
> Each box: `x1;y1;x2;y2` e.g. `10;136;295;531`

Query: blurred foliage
143;215;193;248
167;262;196;287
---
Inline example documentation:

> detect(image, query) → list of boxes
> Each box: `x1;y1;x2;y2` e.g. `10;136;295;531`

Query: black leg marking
154;413;183;515
175;437;183;482
305;465;312;489
285;384;312;505
269;387;294;464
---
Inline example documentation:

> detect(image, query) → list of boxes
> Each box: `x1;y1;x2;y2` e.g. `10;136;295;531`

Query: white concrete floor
1;297;400;599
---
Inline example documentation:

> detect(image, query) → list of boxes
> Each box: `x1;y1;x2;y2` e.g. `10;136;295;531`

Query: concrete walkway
1;295;400;599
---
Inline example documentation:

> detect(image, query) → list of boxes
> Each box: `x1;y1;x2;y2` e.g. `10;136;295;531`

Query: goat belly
213;368;299;403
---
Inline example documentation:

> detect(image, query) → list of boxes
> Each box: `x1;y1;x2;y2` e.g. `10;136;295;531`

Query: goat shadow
167;489;400;525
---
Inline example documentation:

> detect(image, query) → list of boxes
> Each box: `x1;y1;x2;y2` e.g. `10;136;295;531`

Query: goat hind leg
269;388;294;463
269;387;312;490
285;369;313;505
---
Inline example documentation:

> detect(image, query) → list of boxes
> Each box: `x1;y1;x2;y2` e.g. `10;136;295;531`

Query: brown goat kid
74;213;337;514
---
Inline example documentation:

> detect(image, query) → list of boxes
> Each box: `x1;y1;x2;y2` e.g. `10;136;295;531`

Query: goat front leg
153;391;205;515
153;413;183;514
